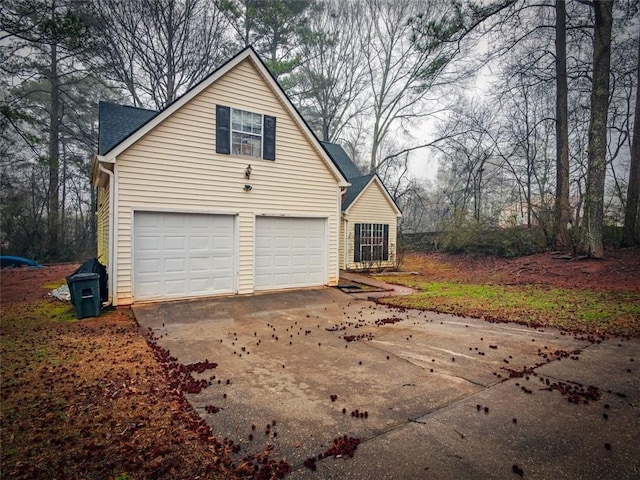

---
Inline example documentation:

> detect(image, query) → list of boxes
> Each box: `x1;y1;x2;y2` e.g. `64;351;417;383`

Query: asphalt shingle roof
320;141;378;211
320;141;362;180
98;101;158;155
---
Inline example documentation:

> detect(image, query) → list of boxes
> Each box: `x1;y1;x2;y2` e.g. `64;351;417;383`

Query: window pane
231;108;263;157
232;132;261;158
240;111;249;132
246;134;261;157
252;114;262;134
231;132;243;155
231;110;241;131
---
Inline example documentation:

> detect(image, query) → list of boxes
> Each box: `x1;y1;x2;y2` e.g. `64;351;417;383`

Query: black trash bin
67;272;101;319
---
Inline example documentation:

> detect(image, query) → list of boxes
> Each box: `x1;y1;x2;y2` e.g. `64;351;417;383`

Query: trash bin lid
69;272;100;281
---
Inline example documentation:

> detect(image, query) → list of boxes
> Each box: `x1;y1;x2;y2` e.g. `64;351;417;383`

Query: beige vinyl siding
97;185;109;266
113;58;340;305
345;181;398;270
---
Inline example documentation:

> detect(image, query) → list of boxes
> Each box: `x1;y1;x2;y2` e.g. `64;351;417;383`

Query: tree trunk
370;119;380;173
554;0;571;250
579;0;613;258
48;34;60;261
622;25;640;247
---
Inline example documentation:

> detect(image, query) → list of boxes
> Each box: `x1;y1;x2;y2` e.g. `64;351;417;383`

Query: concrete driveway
133;287;639;479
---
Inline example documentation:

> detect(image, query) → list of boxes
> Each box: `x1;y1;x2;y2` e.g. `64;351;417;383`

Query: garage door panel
164;258;187;273
255;236;272;248
292;237;309;248
134;212;235;301
212;277;233;290
165;279;187;295
164;215;187;228
255;217;326;290
189;256;211;272
137;212;160;227
190;236;211;250
164;236;187;251
308;237;323;248
308;254;323;265
254;255;273;267
137;236;161;252
136;281;160;297
274;236;290;248
189;278;210;293
137;258;161;275
291;255;308;267
213;236;233;248
213;256;233;269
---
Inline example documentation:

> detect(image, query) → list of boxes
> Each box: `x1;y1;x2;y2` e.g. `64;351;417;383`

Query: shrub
437;222;548;257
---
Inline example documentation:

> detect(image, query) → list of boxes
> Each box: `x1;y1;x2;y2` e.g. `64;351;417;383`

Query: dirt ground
2;247;638;305
1;264;288;479
0;263;80;303
401;247;640;292
1;249;638;479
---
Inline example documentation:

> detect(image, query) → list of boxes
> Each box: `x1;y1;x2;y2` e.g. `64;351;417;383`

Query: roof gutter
97;153;116;164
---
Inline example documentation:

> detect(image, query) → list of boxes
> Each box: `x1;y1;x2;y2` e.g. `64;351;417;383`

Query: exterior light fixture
245;164;252;179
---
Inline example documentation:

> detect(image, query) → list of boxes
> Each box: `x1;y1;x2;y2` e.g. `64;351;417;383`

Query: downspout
343;215;349;270
339;185;348;271
98;163;115;306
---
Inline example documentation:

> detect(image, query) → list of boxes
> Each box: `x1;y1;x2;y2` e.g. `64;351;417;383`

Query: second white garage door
133;212;235;301
255;217;326;290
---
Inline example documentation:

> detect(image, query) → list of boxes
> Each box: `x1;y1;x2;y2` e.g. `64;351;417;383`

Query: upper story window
216;105;276;160
231;109;262;158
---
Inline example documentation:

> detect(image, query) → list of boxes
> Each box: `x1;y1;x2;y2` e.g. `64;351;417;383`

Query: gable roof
320;141;401;216
320;141;362;180
342;173;375;209
342;174;402;216
95;46;348;187
99;102;157;155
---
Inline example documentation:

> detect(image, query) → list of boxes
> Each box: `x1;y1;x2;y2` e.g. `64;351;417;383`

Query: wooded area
1;0;638;262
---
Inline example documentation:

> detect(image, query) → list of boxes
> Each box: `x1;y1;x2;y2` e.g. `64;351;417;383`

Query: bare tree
360;0;463;173
93;0;231;109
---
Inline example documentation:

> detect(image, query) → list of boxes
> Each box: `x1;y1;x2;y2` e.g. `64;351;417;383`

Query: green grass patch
32;299;78;322
376;275;640;336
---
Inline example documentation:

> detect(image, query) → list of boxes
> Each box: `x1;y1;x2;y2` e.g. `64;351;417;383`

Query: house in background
321;142;401;270
93;46;398;306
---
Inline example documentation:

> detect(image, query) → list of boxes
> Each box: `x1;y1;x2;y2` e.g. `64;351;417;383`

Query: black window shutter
354;224;361;262
216;105;230;154
382;224;389;261
263;115;276;160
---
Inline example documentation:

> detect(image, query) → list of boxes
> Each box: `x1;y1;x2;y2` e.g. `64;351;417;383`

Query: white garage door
133;212;235;301
255;217;326;290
